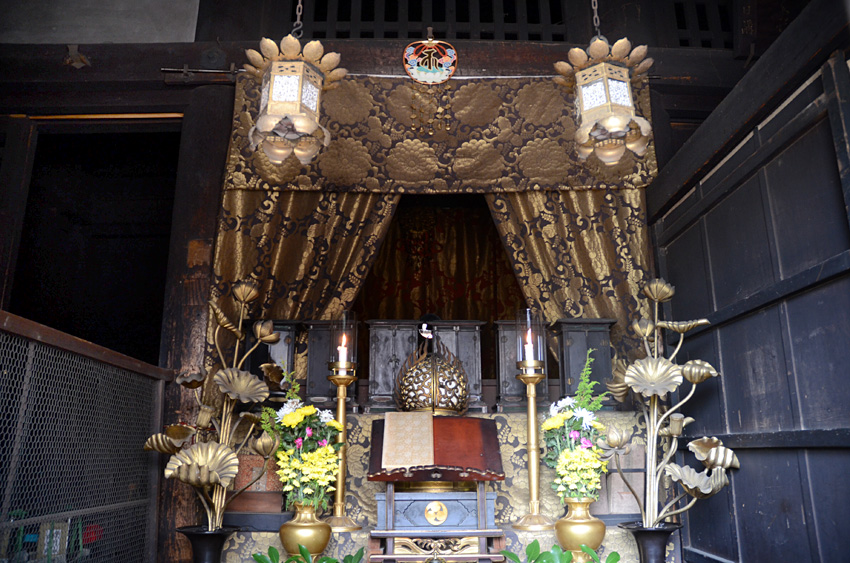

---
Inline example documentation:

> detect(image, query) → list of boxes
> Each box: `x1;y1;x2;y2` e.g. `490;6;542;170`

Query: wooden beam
822;51;850;228
0;310;174;380
647;0;850;222
679;428;850;449
156;84;234;562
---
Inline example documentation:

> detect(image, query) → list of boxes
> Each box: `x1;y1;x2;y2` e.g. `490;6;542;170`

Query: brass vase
554;498;606;563
278;503;332;558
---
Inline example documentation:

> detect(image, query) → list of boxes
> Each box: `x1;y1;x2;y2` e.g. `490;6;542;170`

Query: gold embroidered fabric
204;189;399;390
224;74;656;193
381;412;435;470
486;189;652;357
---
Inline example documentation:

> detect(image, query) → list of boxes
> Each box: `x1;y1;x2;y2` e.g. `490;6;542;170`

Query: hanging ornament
403;28;457;136
552;0;653;166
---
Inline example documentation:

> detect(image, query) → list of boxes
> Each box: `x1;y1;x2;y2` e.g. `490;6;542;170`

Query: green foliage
574;349;607;411
254;545;365;563
253;546;280;563
501;540;571;563
580;545;620;563
500;541;619;563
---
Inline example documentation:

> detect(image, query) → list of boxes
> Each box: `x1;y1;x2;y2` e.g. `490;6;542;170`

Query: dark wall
649;2;850;559
8;132;179;365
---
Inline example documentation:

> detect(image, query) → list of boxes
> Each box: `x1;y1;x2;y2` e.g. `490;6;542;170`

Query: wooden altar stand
367;416;506;563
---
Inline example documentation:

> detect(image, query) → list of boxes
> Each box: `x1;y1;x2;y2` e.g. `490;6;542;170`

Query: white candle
524;328;535;362
338;334;348;374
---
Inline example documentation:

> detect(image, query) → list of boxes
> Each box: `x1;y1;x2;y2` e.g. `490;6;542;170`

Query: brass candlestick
324;362;362;531
512;360;556;531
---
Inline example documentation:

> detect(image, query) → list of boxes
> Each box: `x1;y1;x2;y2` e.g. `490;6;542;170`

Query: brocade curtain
486;189;652;358
205;188;398;389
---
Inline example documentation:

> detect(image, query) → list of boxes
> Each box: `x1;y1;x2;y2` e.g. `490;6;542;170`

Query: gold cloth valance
224;74;656;194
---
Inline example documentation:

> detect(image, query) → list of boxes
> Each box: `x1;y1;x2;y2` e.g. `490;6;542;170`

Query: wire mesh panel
0;330;161;562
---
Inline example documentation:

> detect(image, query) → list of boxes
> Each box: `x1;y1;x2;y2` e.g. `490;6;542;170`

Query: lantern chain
292;0;304;38
591;0;601;38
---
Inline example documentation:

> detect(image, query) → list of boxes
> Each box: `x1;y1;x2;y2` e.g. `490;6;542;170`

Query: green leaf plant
254;545;365;563
500;540;619;563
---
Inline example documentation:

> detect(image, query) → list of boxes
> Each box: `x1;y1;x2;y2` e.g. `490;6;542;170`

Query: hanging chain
591;0;601;38
292;0;304;38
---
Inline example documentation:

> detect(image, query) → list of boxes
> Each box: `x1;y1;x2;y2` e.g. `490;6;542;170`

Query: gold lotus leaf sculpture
165;442;240;488
689;437;740;470
260;362;284;384
214;368;270;403
176;371;206;389
144;434;183;455
604;278;740;528
208;300;244;340
657;319;710;333
665;464;729;499
682;359;720;385
145;279;281;531
624;356;683;398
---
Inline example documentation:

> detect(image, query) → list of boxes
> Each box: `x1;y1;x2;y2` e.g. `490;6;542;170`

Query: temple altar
219;410;671;562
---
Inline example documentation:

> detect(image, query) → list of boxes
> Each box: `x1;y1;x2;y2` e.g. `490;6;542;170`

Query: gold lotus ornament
624;357;683;398
665;464;729;499
144;279;280;531
165;442;240;488
604;278;741;528
214;367;271;403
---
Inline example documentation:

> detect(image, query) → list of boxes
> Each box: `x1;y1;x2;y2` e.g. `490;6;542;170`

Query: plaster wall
0;0;199;44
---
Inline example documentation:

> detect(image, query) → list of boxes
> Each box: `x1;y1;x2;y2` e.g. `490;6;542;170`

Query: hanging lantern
554;36;653;166
242;35;347;166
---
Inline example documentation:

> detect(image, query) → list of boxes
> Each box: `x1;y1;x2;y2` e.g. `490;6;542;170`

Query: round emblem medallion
424;501;449;525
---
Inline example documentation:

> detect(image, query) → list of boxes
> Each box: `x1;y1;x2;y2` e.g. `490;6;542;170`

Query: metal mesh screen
0;330;160;562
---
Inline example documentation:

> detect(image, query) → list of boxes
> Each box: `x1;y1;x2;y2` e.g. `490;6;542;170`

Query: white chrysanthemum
276;399;303;421
549;396;576;416
318;409;335;423
573;407;596;429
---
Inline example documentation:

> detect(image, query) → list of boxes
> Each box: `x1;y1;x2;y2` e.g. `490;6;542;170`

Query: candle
338;334;348;374
524;328;535;362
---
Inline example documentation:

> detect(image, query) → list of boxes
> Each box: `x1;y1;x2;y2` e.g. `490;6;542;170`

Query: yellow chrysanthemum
326;419;343;431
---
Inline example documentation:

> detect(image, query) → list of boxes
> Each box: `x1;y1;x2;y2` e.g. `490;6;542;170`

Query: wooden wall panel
719;306;794;433
651;6;850;555
663;224;713;321
704;176;775;310
764;118;850;278
733;449;809;562
682;484;737;562
785;275;850;428
806;449;850;561
676;330;725;437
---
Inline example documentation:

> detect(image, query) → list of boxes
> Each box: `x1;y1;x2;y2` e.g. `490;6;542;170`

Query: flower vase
279;503;332;558
177;526;239;563
619;522;682;563
554;498;606;563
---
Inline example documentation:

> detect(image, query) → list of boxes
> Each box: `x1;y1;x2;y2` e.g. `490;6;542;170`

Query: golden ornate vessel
395;338;469;414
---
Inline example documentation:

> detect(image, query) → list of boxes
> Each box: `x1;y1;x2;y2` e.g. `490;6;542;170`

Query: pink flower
569;430;580;441
295;437;303;449
319;439;328;447
580;438;593;449
306;427;313;438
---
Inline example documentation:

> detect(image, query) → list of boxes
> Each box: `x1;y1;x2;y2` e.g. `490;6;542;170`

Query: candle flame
341;333;347;347
526;328;532;345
